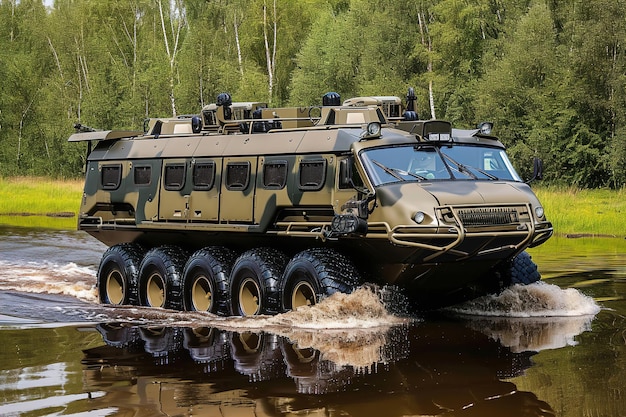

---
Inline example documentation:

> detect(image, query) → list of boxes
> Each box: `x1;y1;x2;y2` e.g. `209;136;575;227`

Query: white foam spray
446;281;601;318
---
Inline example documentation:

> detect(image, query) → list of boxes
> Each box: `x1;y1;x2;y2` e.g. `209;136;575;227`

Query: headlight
535;206;544;219
413;211;426;224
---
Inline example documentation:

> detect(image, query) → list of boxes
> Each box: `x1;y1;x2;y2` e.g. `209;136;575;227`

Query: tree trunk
158;0;186;117
418;11;436;119
263;0;277;102
234;12;244;76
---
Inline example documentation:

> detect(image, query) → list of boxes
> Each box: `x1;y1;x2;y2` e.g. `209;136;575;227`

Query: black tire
229;248;288;316
281;248;360;312
182;247;235;315
138;246;188;310
508;251;541;285
97;243;145;305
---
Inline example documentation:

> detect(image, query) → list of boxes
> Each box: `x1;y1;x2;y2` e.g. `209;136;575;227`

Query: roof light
426;132;451;142
477;122;493;135
360;122;382;140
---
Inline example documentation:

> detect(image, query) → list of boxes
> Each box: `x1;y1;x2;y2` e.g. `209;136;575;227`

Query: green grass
0;177;83;229
533;186;626;238
0;177;625;236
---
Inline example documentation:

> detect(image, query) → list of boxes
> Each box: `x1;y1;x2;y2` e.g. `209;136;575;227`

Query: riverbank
0;177;624;237
0;177;83;229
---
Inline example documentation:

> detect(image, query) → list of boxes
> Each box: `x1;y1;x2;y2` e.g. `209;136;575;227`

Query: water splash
221;288;410;368
271;287;407;329
446;282;601;317
121;287;412;369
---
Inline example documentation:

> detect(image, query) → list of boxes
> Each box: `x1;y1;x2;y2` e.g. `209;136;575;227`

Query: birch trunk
263;0;277;102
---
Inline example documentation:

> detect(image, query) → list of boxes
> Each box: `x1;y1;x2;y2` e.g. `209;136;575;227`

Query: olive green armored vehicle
70;91;552;315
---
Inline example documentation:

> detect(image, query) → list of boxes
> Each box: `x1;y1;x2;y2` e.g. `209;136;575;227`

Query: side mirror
338;158;354;189
527;157;543;183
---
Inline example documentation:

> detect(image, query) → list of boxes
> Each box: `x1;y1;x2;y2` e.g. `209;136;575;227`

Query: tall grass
533;186;626;237
0;177;83;229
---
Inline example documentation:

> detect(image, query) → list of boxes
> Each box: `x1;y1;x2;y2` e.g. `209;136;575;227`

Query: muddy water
0;225;624;417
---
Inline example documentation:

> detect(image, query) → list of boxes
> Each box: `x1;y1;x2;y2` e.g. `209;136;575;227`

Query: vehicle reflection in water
80;316;582;417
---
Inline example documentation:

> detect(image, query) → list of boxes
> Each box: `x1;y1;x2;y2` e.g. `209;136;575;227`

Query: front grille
457;207;520;226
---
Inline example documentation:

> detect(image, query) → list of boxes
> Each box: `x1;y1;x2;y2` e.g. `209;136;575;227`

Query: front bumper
369;203;553;263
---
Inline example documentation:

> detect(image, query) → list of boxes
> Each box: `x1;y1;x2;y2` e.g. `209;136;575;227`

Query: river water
0;224;624;417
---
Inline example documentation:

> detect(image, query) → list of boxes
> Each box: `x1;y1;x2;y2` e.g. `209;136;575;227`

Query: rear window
101;164;122;190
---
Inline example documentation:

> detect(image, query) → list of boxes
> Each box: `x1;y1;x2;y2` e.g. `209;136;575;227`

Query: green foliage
0;0;625;188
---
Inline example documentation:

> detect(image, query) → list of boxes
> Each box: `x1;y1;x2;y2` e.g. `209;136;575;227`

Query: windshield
359;144;522;186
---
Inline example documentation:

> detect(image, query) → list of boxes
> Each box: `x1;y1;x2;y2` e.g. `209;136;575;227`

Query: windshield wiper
371;160;427;181
440;154;499;180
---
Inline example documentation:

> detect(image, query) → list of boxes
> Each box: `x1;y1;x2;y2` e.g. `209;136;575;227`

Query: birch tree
158;0;188;116
418;10;436;119
262;0;277;102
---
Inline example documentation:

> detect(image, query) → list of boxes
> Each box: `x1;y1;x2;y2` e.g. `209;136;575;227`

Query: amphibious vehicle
70;90;552;315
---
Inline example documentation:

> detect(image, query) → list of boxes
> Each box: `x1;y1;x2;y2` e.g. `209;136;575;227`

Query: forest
0;0;625;188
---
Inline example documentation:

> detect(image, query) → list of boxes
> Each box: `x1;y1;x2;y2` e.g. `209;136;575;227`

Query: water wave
0;260;98;302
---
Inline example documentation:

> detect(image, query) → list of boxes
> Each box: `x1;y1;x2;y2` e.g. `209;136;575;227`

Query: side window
134;165;151;185
263;160;288;189
101;164;122;190
193;161;216;190
226;162;250;190
164;163;186;191
299;159;326;191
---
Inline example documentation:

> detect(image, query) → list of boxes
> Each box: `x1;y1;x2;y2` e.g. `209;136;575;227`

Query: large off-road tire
229;248;288;316
508;251;541;285
280;248;361;312
138;246;188;310
97;243;145;305
182;247;235;315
